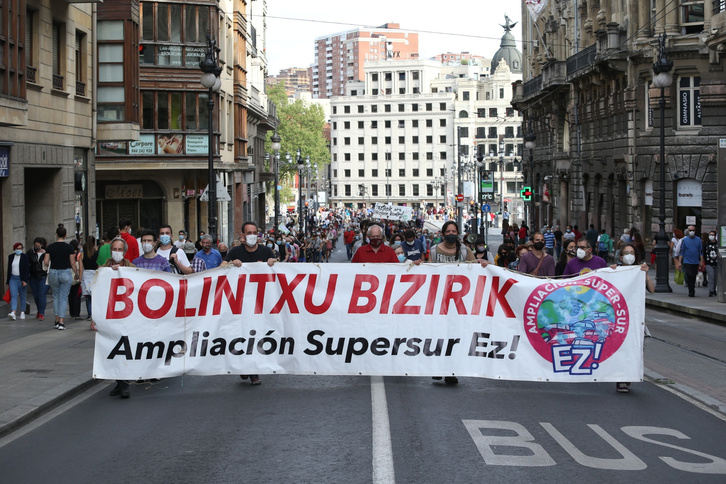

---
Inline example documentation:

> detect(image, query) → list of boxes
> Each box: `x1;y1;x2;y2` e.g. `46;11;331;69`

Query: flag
525;0;548;21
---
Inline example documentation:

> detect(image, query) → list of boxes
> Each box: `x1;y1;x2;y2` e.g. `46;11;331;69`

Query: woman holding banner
428;221;475;264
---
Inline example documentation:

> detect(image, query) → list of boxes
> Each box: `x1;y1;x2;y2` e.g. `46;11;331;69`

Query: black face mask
444;234;459;245
533;242;545;251
219;251;227;258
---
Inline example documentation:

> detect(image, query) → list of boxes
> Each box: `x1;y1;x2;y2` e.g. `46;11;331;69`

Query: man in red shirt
344;225;356;260
118;219;139;262
351;224;398;263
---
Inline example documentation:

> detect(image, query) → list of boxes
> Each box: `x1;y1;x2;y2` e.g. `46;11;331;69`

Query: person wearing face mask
132;230;172;272
394;244;408;263
157;224;194;275
193;234;223;269
118;219;140;262
95;237;136;398
352;224;398;263
563;239;607;277
517;232;556;276
27;237;48;320
609;243;655;393
562;225;576;242
223;221;277;386
473;237;493;263
679;225;704;297
218;242;229;260
428;221;475;263
704;231;719;297
555;239;577;277
6;242;30;321
401;229;425;262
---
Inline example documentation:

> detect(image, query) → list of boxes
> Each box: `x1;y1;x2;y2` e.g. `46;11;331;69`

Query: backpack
597;235;608;253
168;246;182;274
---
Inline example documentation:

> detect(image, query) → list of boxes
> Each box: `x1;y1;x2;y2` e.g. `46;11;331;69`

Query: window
372;105;378;113
679;76;701;127
506;107;515;117
440;102;447;111
386;185;392;197
358;137;364;145
459;127;469;137
372;73;378;81
371;121;378;128
52;21;66;90
98;21;126;121
358;121;364;129
344;105;350;113
439;135;447;143
398;136;405;144
385;168;392;177
359;169;365;177
372;185;379;196
426;152;433;160
412;152;419;161
358;153;364;161
412;71;419;80
399;185;406;196
385;137;392;144
399;88;406;94
358;106;364;113
399;72;405;81
412;120;419;127
426;119;433;127
440;119;446;127
398;104;405;112
26;8;38;83
426;168;434;177
426;103;433;111
141;3;210;67
344;169;351;177
385;104;392;112
372;169;379;177
413;169;419;177
385;120;391;128
385;72;392;81
462;91;470;101
398;153;404;161
488;127;498;138
398;120;405;128
681;1;704;34
478;108;486;118
412;104;419;112
426;136;433;144
345;185;351;196
372;137;378;144
344;121;350;129
344;153;351;161
344;137;351;145
333;106;337;114
412;136;419;144
476;127;485;138
412;184;420;196
499;88;505;99
372;153;378;161
427;185;434;196
399;169;406;177
505;127;514;138
489;108;498;118
75;31;87;96
439;152;447;160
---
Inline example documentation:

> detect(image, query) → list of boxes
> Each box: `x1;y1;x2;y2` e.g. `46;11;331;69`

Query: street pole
652;33;673;293
296;149;304;236
524;124;537;231
457;127;463;232
199;34;222;245
271;131;281;237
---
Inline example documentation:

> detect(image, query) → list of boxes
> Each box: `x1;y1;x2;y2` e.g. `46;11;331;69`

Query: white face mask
111;251;124;263
576;248;587;260
142;242;154;254
622;254;636;265
709;235;716;242
245;234;258;247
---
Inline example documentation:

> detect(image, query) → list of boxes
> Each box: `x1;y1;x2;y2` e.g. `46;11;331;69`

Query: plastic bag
674;269;684;286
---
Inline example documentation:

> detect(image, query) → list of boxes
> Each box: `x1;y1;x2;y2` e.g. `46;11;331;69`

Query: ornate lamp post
199;34;222;244
652;33;673;293
524;124;537;230
270;131;282;237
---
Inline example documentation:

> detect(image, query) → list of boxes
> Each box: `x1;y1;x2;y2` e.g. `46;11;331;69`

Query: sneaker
57;323;65;330
20;312;25;320
444;376;459;385
54;321;60;329
109;383;122;397
8;312;16;321
616;382;630;393
240;375;249;380
38;314;44;321
250;375;261;385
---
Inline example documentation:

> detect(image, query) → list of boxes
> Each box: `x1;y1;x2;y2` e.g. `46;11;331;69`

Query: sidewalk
0;264;724;438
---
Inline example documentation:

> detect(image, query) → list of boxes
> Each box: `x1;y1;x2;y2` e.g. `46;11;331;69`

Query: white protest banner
92;264;645;382
525;0;549;21
371;203;413;221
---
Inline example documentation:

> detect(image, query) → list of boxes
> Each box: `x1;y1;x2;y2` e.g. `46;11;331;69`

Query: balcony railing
566;43;597;77
52;74;64;90
76;81;86;97
522;76;542;98
715;0;725;14
26;66;37;83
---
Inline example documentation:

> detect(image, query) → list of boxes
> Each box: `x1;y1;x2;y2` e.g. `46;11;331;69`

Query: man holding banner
351;224;398;263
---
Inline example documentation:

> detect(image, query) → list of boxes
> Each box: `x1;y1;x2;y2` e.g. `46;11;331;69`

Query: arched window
458;110;468;118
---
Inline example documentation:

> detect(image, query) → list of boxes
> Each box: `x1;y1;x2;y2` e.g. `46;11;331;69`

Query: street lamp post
524;124;537;230
199;33;222;244
296;149;304;235
270;131;282;237
652;33;673;293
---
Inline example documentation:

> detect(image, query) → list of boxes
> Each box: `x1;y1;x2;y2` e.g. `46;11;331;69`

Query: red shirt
344;230;355;244
351;243;399;263
120;231;139;262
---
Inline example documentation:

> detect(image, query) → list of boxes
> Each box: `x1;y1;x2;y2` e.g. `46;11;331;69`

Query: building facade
268;67;312;99
312;23;419;99
1;0;95;277
513;0;726;239
329;54;524;215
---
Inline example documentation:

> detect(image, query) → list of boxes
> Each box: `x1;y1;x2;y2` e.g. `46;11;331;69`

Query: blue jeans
9;275;27;314
29;276;48;316
48;268;73;319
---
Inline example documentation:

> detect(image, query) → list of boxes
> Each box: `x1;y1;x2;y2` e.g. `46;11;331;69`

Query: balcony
566;43;597;78
541;60;567;90
76;81;86;97
52;75;64;91
26;66;37;84
522;75;542;99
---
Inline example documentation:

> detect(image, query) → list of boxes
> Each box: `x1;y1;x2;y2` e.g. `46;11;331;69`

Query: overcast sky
263;1;524;75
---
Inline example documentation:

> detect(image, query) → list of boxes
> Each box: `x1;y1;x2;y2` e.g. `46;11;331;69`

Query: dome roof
491;16;522;75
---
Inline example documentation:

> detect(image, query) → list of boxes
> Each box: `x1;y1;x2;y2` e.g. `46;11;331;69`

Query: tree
265;84;329;206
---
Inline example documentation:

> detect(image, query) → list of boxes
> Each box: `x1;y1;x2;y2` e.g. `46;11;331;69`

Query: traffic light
521;186;533;201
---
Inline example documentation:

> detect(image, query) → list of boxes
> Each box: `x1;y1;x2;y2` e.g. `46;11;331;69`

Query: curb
645;299;726;326
644;368;726;417
0;373;100;440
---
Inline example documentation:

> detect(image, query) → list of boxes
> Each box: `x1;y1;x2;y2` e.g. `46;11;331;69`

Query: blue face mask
160;235;172;245
15;250;23;256
397;254;406;263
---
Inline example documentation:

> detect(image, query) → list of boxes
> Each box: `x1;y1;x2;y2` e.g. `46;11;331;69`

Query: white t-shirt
157;246;191;267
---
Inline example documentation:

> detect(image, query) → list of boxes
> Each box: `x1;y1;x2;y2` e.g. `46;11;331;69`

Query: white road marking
371;376;396;484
